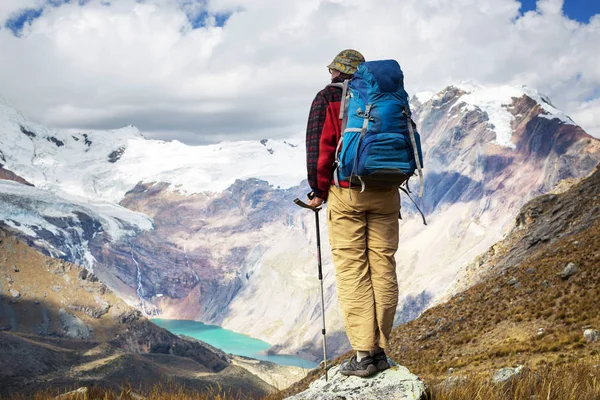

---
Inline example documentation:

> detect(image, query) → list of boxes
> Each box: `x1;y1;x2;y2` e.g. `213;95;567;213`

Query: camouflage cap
327;49;365;75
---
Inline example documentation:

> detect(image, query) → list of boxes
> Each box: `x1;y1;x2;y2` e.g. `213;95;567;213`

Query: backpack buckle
357;105;373;119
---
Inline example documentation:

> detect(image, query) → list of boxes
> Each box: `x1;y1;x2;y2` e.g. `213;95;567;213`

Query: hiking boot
340;354;377;377
373;351;390;372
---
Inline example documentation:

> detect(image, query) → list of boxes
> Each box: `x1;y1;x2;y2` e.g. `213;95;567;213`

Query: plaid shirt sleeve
305;90;330;199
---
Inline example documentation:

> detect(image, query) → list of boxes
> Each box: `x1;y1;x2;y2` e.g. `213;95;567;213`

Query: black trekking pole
294;197;328;381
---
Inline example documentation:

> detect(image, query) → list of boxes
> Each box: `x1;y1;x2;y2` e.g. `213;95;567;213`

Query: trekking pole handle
293;198;321;212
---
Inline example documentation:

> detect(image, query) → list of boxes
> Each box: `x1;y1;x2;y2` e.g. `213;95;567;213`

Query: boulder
286;361;427;400
492;365;526;384
439;375;467;390
584;329;599;343
9;289;21;298
537;328;545;336
560;262;578;280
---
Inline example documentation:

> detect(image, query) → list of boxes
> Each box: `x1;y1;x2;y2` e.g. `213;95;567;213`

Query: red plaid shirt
305;75;353;200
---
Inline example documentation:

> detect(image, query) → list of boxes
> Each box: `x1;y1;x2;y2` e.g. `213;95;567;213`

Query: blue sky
4;0;231;36
520;0;600;22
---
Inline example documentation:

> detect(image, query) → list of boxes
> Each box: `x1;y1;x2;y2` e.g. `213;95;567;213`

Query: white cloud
0;0;599;144
570;97;600;138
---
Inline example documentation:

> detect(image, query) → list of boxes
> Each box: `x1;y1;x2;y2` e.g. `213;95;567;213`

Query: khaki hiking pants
327;185;400;351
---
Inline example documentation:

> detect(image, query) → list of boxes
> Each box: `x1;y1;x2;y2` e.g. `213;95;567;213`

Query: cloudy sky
0;0;599;144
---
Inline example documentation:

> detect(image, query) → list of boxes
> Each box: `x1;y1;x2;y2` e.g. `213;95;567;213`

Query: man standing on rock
304;49;400;377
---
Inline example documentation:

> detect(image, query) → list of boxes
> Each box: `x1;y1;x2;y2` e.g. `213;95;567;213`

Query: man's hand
308;196;324;208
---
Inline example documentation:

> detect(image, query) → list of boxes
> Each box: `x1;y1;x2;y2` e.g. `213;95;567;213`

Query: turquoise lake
152;319;318;369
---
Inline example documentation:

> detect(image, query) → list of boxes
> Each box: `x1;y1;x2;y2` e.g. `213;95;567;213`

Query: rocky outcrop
58;309;91;339
286;361;427;400
112;318;228;373
0;165;33;186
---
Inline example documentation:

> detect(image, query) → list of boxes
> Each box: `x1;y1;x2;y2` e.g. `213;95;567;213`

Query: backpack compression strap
404;109;424;197
399;187;427;225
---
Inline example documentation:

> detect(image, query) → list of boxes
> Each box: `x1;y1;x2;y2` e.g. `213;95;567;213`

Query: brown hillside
388;169;600;378
0;229;273;398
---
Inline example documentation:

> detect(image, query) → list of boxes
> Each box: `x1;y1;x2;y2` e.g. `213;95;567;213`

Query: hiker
304;49;401;378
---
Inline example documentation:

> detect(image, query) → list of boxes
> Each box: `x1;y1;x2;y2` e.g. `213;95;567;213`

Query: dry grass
386;217;600;381
6;359;600;400
429;359;600;400
3;383;256;400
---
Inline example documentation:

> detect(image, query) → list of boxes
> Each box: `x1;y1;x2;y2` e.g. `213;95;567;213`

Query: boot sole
340;363;378;377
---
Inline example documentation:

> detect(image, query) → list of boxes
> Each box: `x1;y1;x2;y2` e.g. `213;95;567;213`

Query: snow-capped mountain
0;84;598;361
0;96;305;203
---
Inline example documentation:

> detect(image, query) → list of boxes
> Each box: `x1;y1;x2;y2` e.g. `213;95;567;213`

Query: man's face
329;68;341;80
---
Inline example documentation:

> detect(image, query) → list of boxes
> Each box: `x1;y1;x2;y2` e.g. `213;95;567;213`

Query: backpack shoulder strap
327;82;344;89
326;80;350;119
331;80;351;188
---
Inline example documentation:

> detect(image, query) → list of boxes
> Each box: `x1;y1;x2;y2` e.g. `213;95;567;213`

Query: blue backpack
331;60;424;197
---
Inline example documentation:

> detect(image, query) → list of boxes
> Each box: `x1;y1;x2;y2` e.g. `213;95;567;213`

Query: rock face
286;361;427;400
58;308;91;339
